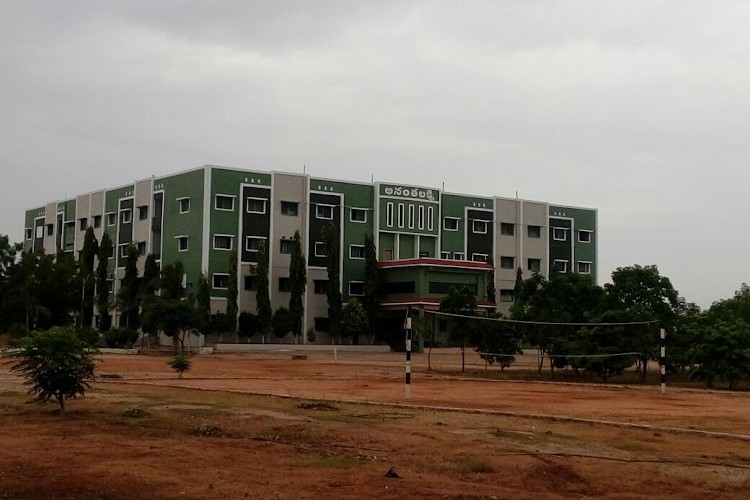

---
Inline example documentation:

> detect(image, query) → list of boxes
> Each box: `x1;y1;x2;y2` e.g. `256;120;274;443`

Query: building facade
23;165;597;343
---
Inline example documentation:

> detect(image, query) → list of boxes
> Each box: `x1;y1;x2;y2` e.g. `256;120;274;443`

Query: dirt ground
1;351;750;499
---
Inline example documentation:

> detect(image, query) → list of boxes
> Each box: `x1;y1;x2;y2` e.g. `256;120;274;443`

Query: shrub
7;324;29;347
104;328;139;348
76;326;101;346
307;327;317;344
168;354;191;378
238;312;260;338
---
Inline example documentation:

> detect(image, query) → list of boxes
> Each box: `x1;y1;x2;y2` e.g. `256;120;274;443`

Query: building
22;165;597;343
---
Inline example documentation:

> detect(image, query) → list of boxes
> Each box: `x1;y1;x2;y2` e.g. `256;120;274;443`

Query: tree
168;354;191;379
195;272;211;334
363;230;379;344
272;307;296;339
475;313;522;372
485;257;496;305
9;326;96;413
226;248;239;341
440;286;478;373
79;227;98;328
159;262;185;300
288;230;307;342
117;244;140;329
140;254;161;344
96;232;113;331
322;223;342;342
688;317;750;390
569;310;637;382
144;298;203;353
238;312;260;338
255;240;272;343
341;299;368;345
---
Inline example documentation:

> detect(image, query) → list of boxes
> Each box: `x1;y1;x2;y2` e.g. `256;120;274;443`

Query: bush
76;326;101;346
104;328;139;348
7;324;29;347
209;313;233;335
168;354;191;378
239;312;260;338
307;327;317;344
272;307;295;338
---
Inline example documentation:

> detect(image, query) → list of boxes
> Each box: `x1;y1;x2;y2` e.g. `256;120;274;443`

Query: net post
660;328;666;394
404;309;412;400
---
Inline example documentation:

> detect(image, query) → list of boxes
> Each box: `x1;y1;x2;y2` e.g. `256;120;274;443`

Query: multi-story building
22;165;597;343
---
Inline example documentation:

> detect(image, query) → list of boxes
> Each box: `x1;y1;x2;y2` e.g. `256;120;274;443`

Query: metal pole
660;328;666;394
404;313;412;400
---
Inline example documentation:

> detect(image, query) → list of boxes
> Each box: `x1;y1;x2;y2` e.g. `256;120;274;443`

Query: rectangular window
472;253;488;262
313;279;328;294
177;236;189;252
454;252;465;260
350;208;367;223
578;261;592;274
427;206;434;231
107;213;116;226
107;245;115;259
500;256;514;269
213;234;233;250
418;206;425;230
350;244;365;259
245;236;265;252
527;225;541;238
553;259;568;273
279;239;293;254
93;215;102;228
348;281;365;296
215;195;235;211
119;244;129;258
314;241;326;257
137;242;146;256
212;274;229;290
386;202;394;227
578;230;592;243
35;226;44;239
25;228;32;240
440;251;451;259
46;224;53;236
281;201;298;216
316;204;334;220
408;205;415;229
246;197;267;214
527;258;541;272
79;218;88;231
138;206;148;220
278;277;291;293
443;217;459;231
178;198;190;214
472;220;488;234
499;289;515;303
553;228;568;241
244;275;259;292
397;204;405;228
500;222;515;236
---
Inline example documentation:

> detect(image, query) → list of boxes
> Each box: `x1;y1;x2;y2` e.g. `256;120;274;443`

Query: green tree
9;326;97;413
440;286;478;373
688;317;750;390
272;307;295;339
96;232;113;331
475;313;522;372
226;248;239;341
569;310;638;382
238;312;260;338
196;272;211;330
363;230;379;344
117;244;140;329
168;354;192;379
322;223;342;342
160;262;185;300
255;240;272;342
140;254;161;343
341;299;368;345
144;298;203;353
485;257;496;305
288;230;307;342
79;228;98;328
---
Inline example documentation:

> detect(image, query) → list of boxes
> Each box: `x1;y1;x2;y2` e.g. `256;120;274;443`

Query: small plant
76;326;101;346
168;354;191;378
306;327;317;344
104;328;139;348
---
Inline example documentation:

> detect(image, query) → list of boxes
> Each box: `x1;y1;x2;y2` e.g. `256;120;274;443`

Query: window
137;242;146;256
119;244;129;258
440;251;451;259
444;217;459;231
314;241;326;257
454;252;465;260
93;215;102;228
215;195;235;211
178;198;190;214
578;230;592;243
244;275;257;291
213;274;229;289
500;223;515;236
578;261;592;274
107;245;115;259
408;205;415;229
46;224;53;236
380;281;416;294
472;253;488;262
350;208;367;223
553;259;568;273
281;201;298;216
427;206;434;231
35;226;44;239
528;258;541;272
553;228;568;241
349;281;365;296
79;218;88;231
278;277;291;293
313;279;328;294
279;239;293;254
213;235;233;250
472;220;488;234
25;228;32;240
527;225;541;238
386;202;394;227
397;204;405;228
316;204;333;220
177;236;189;252
499;289;515;303
350;244;365;259
500;256;514;269
418;206;425;230
245;236;265;252
246;197;266;214
138;206;148;220
428;282;478;294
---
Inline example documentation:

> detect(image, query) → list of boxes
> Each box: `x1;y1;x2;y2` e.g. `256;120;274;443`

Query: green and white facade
23;165;597;342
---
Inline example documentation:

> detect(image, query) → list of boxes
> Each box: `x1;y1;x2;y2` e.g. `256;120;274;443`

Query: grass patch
307;456;361;469
454;455;497;474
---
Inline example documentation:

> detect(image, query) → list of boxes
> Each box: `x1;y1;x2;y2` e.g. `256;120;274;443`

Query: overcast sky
2;1;749;307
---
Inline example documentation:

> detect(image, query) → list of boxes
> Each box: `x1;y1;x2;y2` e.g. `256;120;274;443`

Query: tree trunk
461;343;465;373
537;348;544;373
57;394;65;413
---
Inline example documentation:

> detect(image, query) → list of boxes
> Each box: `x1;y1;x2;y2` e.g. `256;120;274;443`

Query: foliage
474;313;522;372
208;313;234;336
104;327;139;348
485;257;496;304
238;312;260;338
75;326;100;346
322;223;342;341
568;310;638;382
96;232;113;331
272;307;295;338
226;248;238;337
255;240;272;339
140;254;161;338
117;244;140;329
307;327;317;343
168;354;191;379
440;286;478;373
341;299;369;345
9;326;97;412
288;230;307;340
688;317;750;390
79;227;98;327
143;296;204;353
6;323;29;347
363;230;379;343
195;272;211;329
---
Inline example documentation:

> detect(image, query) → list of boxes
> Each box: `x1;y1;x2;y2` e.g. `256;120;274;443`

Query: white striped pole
660;328;666;394
404;313;412;400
